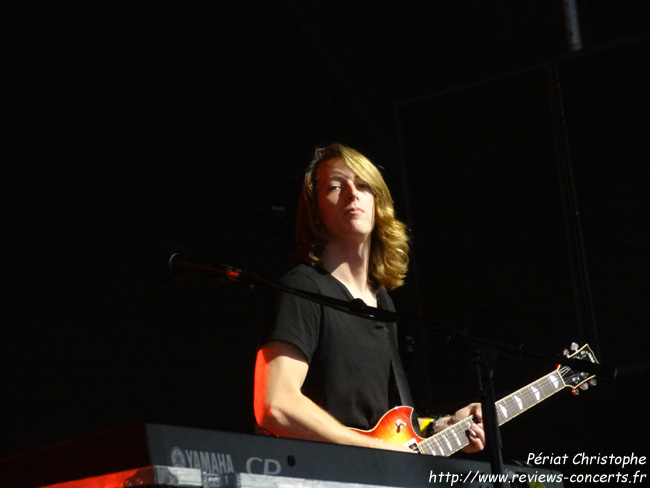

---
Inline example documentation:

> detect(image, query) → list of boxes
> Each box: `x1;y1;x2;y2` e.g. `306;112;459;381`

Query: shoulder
279;263;331;292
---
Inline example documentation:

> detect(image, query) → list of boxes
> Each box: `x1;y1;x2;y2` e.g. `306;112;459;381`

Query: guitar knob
579;383;589;391
571;388;580;396
588;379;597;387
570;343;579;351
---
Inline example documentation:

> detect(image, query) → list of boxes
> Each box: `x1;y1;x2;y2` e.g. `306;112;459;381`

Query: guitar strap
387;324;415;408
376;292;414;408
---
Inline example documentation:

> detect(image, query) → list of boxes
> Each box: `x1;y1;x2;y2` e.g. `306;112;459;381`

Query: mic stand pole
473;344;505;487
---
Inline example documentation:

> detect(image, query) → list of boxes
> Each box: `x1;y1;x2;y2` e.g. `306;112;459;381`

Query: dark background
3;0;650;482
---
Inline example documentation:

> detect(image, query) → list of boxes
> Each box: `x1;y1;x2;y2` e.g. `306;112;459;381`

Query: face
316;157;376;245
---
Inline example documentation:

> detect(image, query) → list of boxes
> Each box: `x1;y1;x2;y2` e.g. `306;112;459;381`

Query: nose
346;184;359;201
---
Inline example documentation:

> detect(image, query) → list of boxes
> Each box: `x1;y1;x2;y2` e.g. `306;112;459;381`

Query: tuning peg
571;343;579;352
579;383;589;391
588;379;597;387
571;388;580;396
562;349;570;357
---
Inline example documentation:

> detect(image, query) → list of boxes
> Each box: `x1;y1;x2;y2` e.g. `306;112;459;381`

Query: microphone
157;242;258;286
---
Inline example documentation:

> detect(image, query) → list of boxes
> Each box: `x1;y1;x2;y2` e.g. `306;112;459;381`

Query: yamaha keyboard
0;423;563;488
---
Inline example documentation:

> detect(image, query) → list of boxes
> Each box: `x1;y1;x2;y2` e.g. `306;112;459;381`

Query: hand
448;403;485;453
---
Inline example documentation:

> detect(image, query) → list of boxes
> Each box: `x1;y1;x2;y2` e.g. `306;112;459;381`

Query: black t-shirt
262;264;404;430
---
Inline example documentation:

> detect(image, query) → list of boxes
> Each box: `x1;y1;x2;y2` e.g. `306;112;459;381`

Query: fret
497;403;509;423
504;395;518;413
492;371;566;426
426;437;444;456
449;426;463;448
442;431;454;452
530;384;541;402
421;418;473;457
547;372;562;392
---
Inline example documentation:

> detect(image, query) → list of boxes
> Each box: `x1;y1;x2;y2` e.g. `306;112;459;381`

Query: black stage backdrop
396;36;650;476
3;1;649;480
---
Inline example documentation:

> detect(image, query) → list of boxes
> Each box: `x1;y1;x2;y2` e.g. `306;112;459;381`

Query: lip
344;207;364;214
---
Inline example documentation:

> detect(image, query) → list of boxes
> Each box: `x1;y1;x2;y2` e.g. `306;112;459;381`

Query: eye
357;182;371;191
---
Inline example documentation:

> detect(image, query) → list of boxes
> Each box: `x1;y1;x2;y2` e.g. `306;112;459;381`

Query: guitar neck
418;369;566;456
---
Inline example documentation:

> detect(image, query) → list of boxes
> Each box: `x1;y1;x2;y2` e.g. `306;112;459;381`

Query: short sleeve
262;266;323;362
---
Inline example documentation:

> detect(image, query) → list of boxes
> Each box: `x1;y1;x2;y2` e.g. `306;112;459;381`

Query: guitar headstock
558;343;599;395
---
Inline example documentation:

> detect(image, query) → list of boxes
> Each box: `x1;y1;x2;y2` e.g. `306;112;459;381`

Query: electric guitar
353;343;598;455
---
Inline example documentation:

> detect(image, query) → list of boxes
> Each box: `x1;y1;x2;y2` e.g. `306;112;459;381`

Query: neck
320;240;375;301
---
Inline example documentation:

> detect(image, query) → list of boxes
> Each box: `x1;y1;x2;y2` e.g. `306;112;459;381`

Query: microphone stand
172;260;616;481
473;344;505;484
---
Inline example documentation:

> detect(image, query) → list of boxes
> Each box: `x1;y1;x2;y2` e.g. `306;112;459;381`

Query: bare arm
254;340;412;452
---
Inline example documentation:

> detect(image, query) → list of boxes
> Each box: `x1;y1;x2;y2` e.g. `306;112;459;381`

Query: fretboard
418;370;566;456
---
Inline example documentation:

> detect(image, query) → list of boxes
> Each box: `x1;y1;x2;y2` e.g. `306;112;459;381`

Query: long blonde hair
296;143;409;290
